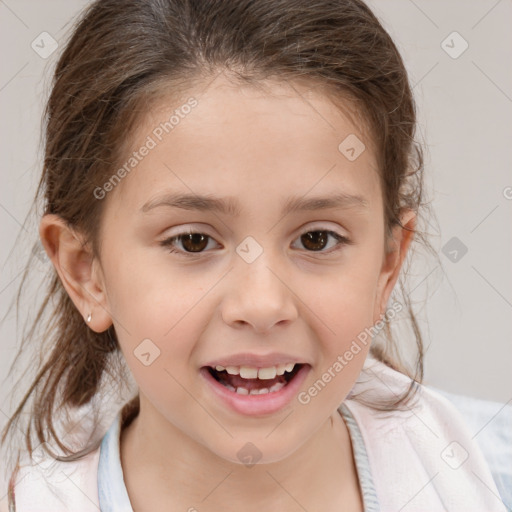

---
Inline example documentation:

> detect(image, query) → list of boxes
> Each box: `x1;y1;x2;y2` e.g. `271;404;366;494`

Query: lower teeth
223;381;286;395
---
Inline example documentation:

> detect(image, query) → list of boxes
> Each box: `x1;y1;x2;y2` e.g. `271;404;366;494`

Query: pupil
302;231;327;251
182;233;208;252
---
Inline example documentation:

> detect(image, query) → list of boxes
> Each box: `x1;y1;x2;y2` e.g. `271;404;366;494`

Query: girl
0;0;509;510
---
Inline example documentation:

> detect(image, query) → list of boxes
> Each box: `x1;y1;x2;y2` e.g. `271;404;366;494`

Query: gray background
1;0;511;439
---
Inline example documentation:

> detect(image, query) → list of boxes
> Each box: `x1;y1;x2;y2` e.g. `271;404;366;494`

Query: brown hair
1;0;440;504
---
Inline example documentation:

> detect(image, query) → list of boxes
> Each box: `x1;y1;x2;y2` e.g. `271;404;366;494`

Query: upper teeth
214;363;297;379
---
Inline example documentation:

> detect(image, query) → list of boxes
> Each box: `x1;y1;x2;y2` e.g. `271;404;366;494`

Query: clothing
341;404;380;511
433;387;512;509
342;359;509;511
98;390;512;511
3;357;509;511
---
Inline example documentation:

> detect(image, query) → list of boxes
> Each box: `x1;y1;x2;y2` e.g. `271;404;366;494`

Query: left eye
291;230;351;253
160;229;351;256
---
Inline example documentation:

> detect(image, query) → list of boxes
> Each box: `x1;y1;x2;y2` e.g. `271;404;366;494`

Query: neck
120;394;362;511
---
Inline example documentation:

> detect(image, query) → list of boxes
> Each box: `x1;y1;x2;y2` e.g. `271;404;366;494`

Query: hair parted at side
1;0;440;502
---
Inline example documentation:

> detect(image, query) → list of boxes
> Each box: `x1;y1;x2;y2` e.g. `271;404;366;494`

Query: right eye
159;230;220;256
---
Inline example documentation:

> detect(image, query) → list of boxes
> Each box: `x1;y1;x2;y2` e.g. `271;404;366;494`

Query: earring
86;312;92;323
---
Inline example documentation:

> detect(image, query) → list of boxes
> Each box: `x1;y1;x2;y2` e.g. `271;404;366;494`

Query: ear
39;214;113;333
373;209;416;323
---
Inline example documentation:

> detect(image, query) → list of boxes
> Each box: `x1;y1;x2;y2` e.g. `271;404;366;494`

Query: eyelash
159;228;352;257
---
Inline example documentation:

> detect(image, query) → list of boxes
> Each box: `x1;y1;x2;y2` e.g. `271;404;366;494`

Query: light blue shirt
97;390;511;511
97;408;134;511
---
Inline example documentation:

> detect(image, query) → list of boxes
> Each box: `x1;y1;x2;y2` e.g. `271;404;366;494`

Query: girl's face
91;75;412;464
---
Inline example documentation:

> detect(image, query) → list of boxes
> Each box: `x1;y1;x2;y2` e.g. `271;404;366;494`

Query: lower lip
200;365;311;416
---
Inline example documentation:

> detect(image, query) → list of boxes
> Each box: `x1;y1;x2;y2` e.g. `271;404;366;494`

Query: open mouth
205;363;305;395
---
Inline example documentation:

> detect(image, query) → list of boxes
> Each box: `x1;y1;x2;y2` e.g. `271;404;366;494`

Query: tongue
216;371;286;391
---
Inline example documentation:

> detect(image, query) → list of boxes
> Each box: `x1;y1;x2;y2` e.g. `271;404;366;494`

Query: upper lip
202;352;310;368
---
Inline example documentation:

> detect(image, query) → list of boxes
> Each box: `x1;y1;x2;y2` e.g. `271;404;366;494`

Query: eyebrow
140;191;369;216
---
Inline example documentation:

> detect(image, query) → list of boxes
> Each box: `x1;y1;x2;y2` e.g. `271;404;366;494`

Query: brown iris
180;233;209;252
300;231;329;251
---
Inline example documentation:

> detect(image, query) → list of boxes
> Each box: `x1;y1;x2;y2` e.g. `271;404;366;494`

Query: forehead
106;75;382;219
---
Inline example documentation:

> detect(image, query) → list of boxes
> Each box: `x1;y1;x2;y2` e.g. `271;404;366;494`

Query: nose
221;251;299;334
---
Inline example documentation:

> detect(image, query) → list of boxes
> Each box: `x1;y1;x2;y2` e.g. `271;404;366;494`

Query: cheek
104;243;207;324
102;249;211;369
109;268;212;418
311;260;380;339
300;275;378;406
